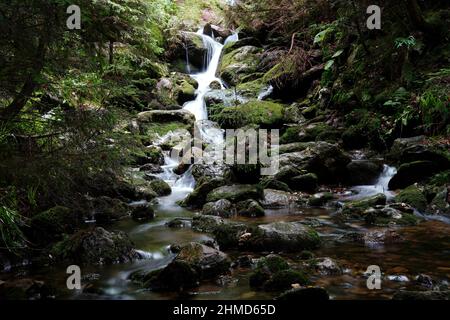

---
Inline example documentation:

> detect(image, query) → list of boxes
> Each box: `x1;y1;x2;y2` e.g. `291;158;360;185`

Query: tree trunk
109;40;114;65
0;37;46;122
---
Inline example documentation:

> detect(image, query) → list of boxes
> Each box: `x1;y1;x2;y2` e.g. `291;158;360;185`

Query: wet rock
389;161;439;190
313;257;343;276
388;136;427;162
236;199;265;217
219;46;263;86
278;142;351;184
388;275;410;282
170;31;208;72
232;255;254;268
90;196;130;224
341;193;387;218
392;290;450;300
428;188;450;215
139;163;163;174
213;222;249;250
28;206;81;245
182;178;227;208
308;192;335;207
202;199;233;218
415;274;435;289
130;204;155;222
394;185;428;212
0;279;54;300
249;255;308;292
51;227;139;265
137;109;195;127
341;229;404;246
260;178;292;192
276;287;330;300
206;184;263;203
289;173;318;193
146;242;230;291
346;160;383;185
166;218;191;229
250;222;321;252
364;204;421;226
192;215;225;233
261;189;301;209
149;179;172;196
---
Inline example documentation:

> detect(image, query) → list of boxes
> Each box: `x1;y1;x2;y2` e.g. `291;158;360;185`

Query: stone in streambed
51;227;139;265
346;160;383;185
206;184;263;203
236;199;265;217
182;178;227;208
394;185;428;212
388;161;439;190
261;189;301;209
276;287;330;300
289;173;318;193
202;199;233;218
130;204;155;222
149;179;172;196
145;242;230;291
341;193;387;218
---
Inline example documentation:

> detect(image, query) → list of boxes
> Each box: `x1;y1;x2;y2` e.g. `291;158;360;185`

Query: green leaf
324;60;334;71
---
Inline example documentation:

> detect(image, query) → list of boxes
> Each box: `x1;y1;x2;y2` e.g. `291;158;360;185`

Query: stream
8;26;450;301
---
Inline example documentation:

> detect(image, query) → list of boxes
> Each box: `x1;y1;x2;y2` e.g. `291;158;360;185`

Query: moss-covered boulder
51;227;139;265
395;186;428;212
388;161;440;190
169;31;208;73
219;46;263;86
308;192;335;207
151;73;198;108
364;205;421;226
261;189;301;209
28;206;80;246
236;199;265;217
280;123;341;144
206;184;263;203
89;196;130;224
202;199;233;218
249;222;321;252
289;173;318;193
278;142;351;184
341;194;387;218
182;178;227;208
145;242;230;291
212;222;249;250
346;160;384;185
149;179;172;196
249;255;309;292
130;204;155;222
428;188;450;215
260;178;292;193
212;100;284;129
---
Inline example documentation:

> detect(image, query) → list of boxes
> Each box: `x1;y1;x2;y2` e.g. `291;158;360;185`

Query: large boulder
202;199;233;218
249;222;321;252
261;189;299;209
192;215;226;233
170;31;208;73
341;194;387;218
395;185;428;212
388;161;440;190
206;184;263;203
346;160;383;185
51;227;139;265
89;196;130;224
28;206;81;245
278;142;351;184
146;242;230;291
182;178;227;208
212;100;285;129
235;199;265;217
150;73;198;108
149;178;172;196
218;46;263;86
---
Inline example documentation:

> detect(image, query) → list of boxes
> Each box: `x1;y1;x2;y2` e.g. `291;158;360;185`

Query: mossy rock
280;123;341;144
206;184;263;203
308;192;335;207
388;161;440;190
212;100;285;129
212;222;248;250
263;270;309;292
219;46;263;86
260;178;292;192
182;178;227;208
236;199;265;217
341;194;387;217
256;254;290;274
428;188;450;215
28;206;80;245
149;179;172;196
289;173;318;193
395;186;428;212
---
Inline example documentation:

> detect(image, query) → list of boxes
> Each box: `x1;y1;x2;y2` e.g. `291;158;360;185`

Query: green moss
395;186;428;212
213;100;284;129
256;255;289;273
342;194;387;217
150;179;172;196
263;270;309;292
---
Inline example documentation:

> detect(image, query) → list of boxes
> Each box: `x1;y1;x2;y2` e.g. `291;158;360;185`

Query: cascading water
155;29;238;208
346;164;397;201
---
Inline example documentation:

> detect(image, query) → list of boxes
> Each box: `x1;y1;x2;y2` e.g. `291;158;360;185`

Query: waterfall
155;29;239;206
347;165;397;201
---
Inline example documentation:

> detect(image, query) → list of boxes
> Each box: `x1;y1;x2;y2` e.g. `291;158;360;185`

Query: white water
155;28;238;207
346;165;397;201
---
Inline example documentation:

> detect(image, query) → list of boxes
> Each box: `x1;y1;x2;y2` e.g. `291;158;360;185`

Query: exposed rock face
51;227;139;265
146;242;230;291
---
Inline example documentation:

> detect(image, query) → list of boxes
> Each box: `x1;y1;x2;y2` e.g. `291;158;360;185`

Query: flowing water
3;26;450;301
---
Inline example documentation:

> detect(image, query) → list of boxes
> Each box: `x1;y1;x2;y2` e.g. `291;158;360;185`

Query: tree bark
404;0;428;31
